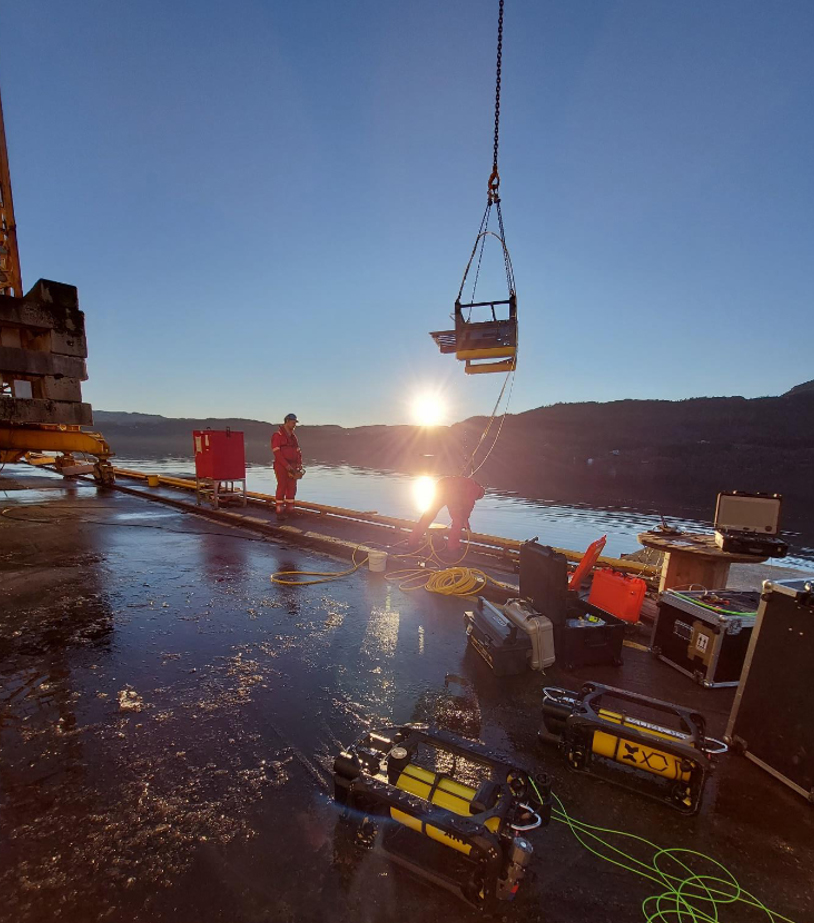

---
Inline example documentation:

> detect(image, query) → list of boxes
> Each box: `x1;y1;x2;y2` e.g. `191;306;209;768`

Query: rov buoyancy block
333;724;552;908
540;682;725;814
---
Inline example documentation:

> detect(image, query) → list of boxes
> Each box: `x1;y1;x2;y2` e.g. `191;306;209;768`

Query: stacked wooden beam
0;279;92;426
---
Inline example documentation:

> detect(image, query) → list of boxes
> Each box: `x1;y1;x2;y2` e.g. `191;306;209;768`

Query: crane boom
0;85;23;298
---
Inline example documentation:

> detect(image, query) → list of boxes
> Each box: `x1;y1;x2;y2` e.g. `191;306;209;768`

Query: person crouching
407;475;485;554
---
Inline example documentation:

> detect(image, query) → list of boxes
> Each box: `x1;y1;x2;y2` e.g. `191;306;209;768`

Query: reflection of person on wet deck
408;475;485;553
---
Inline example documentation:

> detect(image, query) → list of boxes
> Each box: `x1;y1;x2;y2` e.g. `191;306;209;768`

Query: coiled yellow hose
385;534;502;597
270;532;500;598
270;546;368;586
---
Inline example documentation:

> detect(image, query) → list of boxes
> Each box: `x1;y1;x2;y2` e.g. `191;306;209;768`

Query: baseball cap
284;413;298;422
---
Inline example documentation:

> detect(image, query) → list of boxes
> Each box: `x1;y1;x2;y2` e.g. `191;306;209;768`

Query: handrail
111;467;659;578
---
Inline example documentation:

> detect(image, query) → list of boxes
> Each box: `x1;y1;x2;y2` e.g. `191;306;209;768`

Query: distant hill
95;388;814;527
785;379;814;397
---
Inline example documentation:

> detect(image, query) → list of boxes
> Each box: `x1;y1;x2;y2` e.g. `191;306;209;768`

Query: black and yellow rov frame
540;683;724;814
333;724;552;908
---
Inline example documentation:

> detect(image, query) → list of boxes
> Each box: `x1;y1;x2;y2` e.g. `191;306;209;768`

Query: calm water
115;456;814;569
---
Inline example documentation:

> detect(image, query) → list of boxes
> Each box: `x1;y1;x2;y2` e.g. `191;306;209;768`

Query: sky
1;0;812;426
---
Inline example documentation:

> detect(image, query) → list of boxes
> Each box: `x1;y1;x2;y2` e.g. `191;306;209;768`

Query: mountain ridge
94;389;814;528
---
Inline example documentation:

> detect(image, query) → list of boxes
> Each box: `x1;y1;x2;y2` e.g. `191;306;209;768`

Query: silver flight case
502;599;556;671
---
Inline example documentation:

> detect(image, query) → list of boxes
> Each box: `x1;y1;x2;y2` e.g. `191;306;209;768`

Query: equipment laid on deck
540;683;722;814
726;578;814;801
587;568;647;623
193;428;247;509
430;0;519;376
463;597;554;676
651;589;760;688
713;490;788;558
519;540;626;670
333;724;552;908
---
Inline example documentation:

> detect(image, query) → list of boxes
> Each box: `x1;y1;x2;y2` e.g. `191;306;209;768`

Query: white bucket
367;550;388;573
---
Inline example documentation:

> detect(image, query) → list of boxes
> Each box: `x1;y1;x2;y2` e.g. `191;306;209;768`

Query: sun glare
413;476;437;514
412;393;446;427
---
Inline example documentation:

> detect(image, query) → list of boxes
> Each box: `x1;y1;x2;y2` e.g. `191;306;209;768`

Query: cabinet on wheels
193;429;247;509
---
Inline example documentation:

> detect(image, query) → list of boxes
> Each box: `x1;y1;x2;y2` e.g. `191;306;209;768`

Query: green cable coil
528;781;796;923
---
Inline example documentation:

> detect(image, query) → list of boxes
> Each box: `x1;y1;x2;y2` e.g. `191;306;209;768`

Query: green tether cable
528;780;797;923
670;591;758;618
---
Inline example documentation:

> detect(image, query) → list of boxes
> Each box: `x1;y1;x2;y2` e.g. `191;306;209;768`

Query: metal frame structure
0;426;114;484
540;682;719;814
194;476;247;510
333;724;551;908
0;86;22;299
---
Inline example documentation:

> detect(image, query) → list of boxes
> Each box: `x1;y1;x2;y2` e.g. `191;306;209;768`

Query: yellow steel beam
0;425;112;459
112;467;659;578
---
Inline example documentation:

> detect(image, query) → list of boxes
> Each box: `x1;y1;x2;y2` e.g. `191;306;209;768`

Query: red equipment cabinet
193;429;246;480
193;429;247;509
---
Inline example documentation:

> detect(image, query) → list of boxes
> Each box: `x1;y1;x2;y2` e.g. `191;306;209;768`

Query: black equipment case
651;589;760;688
519;541;625;670
726;578;814;801
464;598;532;676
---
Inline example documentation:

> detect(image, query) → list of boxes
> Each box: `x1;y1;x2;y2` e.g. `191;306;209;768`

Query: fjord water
116;457;814;568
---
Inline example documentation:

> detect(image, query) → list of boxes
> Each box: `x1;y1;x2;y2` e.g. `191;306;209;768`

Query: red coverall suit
408;476;485;552
271;425;302;515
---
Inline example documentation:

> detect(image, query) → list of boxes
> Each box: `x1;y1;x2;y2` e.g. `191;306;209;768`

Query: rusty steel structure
0;85;22;298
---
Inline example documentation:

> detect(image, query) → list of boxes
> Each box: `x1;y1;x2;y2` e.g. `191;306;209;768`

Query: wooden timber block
0;281;87;358
0;346;87;380
24;279;79;310
0;396;93;426
0;327;22;349
0;319;87;358
46;329;88;358
34;377;84;402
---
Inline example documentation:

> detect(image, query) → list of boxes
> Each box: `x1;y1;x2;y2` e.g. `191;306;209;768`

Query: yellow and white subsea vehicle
333;725;552;908
540;682;726;814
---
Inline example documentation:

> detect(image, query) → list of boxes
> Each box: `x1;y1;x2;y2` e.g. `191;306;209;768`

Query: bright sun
412;393;446;427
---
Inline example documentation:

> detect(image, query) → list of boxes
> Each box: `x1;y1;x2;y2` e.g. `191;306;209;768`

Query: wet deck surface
1;470;811;923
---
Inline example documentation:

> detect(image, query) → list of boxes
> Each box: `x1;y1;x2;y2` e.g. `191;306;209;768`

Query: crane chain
488;0;505;202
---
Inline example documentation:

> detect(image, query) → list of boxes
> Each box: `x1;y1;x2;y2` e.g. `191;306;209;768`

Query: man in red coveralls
271;413;303;519
407;475;485;554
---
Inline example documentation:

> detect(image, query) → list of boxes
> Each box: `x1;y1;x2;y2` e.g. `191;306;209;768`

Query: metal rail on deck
111;467;659;578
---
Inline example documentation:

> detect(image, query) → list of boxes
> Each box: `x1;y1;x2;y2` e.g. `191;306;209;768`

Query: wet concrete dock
1;469;811;923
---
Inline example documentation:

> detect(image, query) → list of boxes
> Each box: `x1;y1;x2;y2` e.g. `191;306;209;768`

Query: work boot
276;510;287;522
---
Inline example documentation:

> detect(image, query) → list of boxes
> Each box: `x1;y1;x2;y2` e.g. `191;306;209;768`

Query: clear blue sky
2;1;812;425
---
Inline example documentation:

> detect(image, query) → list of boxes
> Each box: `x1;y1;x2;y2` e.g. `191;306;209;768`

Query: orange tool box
587;569;647;623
